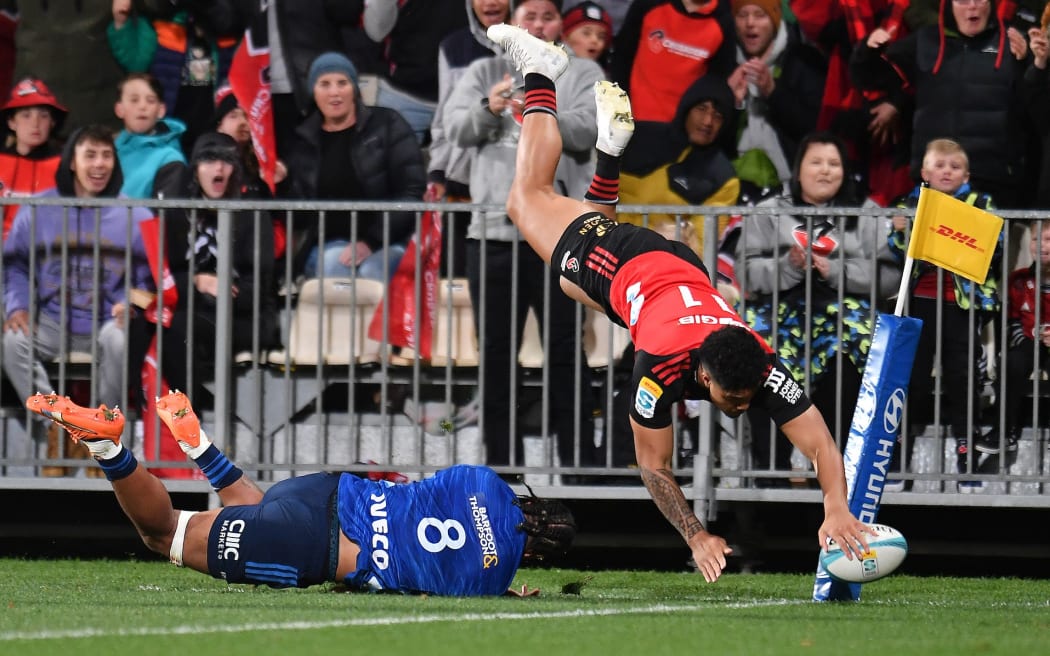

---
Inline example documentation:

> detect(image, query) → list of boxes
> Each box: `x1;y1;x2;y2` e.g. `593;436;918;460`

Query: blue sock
98;447;138;482
193;444;243;491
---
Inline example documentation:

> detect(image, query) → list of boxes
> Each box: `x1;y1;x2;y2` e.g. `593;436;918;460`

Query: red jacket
1008;265;1050;342
611;0;735;123
0;144;61;239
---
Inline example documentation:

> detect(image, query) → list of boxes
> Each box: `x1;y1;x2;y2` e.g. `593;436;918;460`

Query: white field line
1;599;804;642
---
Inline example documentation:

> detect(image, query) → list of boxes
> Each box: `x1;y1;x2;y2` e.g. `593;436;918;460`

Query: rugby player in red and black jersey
487;23;875;583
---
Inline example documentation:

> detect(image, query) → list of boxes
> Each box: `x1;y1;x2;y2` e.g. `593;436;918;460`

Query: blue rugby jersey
337;465;526;596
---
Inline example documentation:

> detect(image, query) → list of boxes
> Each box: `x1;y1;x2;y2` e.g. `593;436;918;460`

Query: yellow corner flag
906;186;1004;285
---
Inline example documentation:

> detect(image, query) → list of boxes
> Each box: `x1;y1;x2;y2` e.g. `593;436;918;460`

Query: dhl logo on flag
906;186;1004;285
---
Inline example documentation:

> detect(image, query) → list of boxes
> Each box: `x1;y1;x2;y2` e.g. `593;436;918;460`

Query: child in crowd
888;138;1003;477
560;1;613;68
0;78;65;239
1001;220;1050;452
113;73;187;199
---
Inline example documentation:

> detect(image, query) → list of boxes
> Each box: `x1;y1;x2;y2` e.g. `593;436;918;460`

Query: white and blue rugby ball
820;523;908;583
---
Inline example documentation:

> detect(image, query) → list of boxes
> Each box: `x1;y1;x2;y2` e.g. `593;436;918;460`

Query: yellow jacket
619;150;739;256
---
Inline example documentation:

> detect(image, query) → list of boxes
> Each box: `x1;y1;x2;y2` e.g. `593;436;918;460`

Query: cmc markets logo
932;225;985;253
883;388;906;434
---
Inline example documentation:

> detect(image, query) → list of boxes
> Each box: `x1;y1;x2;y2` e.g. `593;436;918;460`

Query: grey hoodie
443;44;603;240
428;0;511;192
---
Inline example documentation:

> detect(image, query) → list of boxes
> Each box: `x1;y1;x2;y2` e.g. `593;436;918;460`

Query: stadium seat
282;277;386;365
583;307;631;369
518;308;544;368
431;278;479;367
517;306;632;370
60;352;94;365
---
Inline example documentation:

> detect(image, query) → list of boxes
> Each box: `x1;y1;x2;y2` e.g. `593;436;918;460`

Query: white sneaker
487;24;568;80
594;80;634;156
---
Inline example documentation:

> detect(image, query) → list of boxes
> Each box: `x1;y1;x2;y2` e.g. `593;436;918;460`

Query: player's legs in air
26;393;226;572
487;24;633;308
30;391;361;587
154;391;264;506
26;391;262;574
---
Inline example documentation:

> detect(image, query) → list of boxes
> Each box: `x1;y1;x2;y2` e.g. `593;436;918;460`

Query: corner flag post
813;188;1003;601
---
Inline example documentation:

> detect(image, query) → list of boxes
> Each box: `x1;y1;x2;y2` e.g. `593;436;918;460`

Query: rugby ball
820;523;908;583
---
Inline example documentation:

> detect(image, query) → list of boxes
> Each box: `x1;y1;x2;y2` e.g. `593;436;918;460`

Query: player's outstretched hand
688;530;733;583
819;509;876;560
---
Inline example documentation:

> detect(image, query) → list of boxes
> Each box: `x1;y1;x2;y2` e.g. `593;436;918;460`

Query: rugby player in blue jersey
26;391;575;596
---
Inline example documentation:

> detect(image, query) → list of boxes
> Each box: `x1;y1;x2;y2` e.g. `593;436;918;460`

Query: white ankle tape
169;510;197;567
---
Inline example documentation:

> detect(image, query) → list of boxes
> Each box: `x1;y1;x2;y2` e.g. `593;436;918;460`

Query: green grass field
1;558;1047;656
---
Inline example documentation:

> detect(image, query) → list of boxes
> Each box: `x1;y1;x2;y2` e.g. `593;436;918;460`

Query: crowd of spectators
3;0;1050;479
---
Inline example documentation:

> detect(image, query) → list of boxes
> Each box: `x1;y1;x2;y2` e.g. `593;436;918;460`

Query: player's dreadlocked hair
696;325;775;391
515;496;577;564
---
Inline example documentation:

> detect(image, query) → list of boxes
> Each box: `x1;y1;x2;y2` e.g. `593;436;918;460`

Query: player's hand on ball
819;510;874;560
688;530;733;583
820;524;908;583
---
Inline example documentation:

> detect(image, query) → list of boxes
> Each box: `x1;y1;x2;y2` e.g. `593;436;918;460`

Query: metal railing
0;196;1047;519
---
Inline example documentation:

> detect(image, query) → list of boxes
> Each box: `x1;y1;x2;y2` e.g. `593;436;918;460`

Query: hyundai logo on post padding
883;388;906;434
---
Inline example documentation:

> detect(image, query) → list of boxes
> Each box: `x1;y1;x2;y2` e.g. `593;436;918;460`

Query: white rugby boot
487;24;568;80
594;80;634;157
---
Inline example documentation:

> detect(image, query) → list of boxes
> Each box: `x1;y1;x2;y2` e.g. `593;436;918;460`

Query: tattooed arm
632;419;733;582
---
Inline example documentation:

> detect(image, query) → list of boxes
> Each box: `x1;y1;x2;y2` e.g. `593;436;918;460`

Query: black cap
191;131;240;166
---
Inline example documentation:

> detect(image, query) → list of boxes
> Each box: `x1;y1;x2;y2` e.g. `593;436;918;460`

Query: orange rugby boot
25;393;124;444
154;390;202;451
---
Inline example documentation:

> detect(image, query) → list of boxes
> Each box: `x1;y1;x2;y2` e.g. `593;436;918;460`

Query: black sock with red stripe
585;150;620;205
522;73;557;117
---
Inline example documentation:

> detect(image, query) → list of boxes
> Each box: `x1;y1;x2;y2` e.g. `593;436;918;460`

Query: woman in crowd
735;131;899;480
286;52;425;282
129;132;280;404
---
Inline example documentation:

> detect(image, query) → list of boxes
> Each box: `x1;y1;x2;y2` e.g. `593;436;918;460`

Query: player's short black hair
516;496;576;563
696;325;774;392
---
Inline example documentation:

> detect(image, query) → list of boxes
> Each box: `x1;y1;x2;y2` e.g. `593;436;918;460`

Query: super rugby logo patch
635;376;663;419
